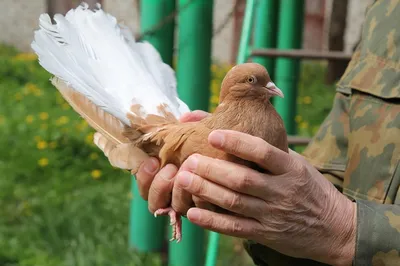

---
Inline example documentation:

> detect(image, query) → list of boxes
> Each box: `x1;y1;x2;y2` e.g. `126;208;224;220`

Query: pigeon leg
154;207;182;243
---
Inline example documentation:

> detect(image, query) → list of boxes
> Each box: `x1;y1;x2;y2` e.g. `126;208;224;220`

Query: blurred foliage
0;42;335;265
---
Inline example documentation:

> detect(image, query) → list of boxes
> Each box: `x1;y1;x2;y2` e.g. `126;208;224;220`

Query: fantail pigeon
31;3;288;243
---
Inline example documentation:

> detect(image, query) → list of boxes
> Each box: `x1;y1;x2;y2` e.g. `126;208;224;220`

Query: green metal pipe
273;0;305;135
236;0;256;64
169;0;213;265
205;232;220;266
252;0;279;80
129;0;176;252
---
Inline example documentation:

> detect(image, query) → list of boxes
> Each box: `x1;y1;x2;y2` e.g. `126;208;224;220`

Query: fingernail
144;158;159;174
209;131;225;148
161;164;177;181
188;208;201;221
178;171;192;188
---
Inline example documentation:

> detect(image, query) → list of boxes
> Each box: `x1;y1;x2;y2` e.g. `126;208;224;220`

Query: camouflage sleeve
354;200;400;265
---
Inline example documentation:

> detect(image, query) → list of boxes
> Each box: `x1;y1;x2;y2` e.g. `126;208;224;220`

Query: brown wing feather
52;77;130;145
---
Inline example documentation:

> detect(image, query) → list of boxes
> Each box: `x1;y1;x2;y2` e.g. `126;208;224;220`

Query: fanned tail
52;77;129;145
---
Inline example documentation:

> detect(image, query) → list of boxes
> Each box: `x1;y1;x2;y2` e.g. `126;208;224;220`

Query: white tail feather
31;2;190;127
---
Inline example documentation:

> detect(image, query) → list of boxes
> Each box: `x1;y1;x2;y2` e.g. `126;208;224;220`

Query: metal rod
252;0;279;80
251;48;352;61
236;0;256;64
129;0;175;253
273;0;305;137
169;0;213;265
287;136;312;145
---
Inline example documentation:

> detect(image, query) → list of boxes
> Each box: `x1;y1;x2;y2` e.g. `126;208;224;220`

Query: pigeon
31;2;287;243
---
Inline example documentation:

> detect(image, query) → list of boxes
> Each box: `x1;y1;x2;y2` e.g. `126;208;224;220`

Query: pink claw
154;207;182;242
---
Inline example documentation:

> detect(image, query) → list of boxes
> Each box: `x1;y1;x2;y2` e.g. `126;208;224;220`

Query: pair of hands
95;110;356;266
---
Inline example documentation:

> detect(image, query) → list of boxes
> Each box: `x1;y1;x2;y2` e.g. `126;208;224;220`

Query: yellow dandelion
25;115;34;124
85;132;94;144
38;157;49;167
89;152;99;160
55;116;69;126
39;112;49;120
295;115;302;123
33;89;43;97
303;96;312;105
91;169;102;179
49;141;57;149
15;92;23;101
299;121;309;129
40;124;48;130
26;83;39;93
37;141;48;150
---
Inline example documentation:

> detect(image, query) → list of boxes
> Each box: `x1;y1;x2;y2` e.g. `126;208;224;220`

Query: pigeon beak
265;82;284;98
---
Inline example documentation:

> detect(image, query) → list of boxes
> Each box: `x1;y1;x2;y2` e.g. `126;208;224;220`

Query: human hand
172;130;356;266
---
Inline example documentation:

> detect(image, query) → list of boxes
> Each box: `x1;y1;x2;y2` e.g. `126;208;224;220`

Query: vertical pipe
205;232;220;266
129;0;175;252
273;0;305;135
252;0;279;80
204;2;264;265
236;0;256;64
169;0;214;265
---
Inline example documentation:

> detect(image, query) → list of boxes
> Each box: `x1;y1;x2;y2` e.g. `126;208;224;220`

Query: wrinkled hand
172;130;356;266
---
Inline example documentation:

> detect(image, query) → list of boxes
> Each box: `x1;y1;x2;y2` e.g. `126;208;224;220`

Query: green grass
0;43;335;266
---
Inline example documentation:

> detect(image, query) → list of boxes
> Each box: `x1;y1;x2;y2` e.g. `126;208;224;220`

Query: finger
148;164;178;213
175;171;264;218
171;179;194;215
192;196;218;212
208;130;292;175
135;157;160;200
179;110;210;123
187;208;262;240
181;154;267;198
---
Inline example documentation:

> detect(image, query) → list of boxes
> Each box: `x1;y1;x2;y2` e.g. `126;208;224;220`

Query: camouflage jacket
245;1;400;265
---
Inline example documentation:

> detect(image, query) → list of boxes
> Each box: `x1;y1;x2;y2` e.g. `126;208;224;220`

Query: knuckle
227;192;243;211
233;170;252;191
194;178;207;196
292;159;306;177
229;136;242;153
202;162;213;178
231;220;244;234
260;145;272;165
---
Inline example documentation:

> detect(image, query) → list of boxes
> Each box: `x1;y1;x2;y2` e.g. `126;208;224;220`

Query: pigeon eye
247;75;257;84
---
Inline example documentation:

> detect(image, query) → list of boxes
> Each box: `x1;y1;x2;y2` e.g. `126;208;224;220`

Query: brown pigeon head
219;63;284;103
